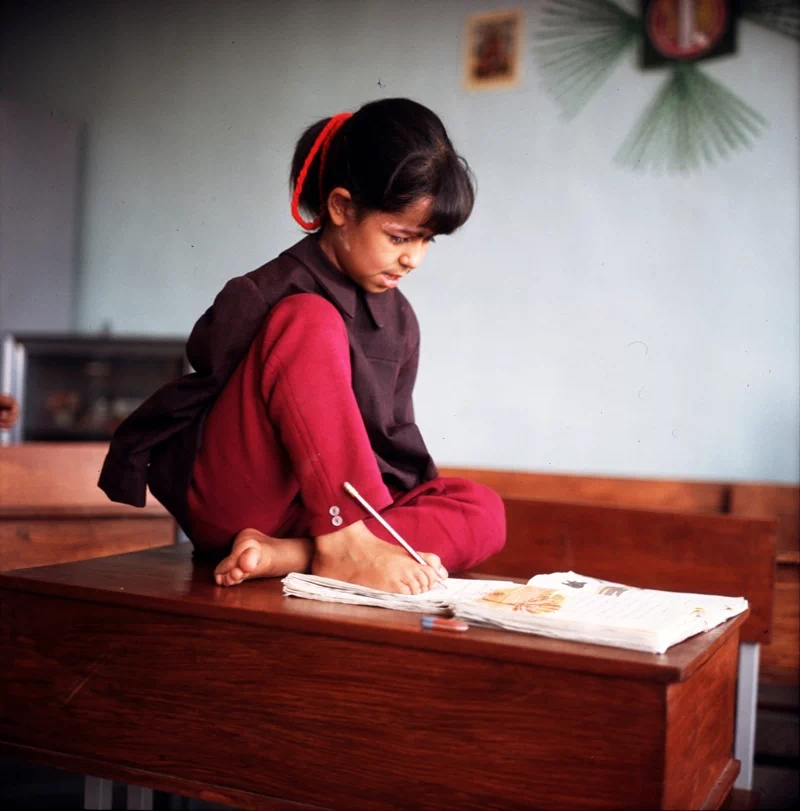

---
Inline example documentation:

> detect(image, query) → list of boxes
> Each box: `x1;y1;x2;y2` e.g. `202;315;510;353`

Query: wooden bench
0;443;176;572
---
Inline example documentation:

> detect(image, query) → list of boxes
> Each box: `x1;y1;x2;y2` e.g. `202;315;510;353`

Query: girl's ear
326;187;354;226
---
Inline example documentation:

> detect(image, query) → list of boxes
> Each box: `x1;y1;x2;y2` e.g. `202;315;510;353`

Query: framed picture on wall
464;9;523;91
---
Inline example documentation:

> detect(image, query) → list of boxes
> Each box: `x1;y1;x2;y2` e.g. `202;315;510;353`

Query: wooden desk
1;546;745;810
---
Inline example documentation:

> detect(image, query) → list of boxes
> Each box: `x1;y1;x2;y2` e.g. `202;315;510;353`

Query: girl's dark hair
290;98;475;234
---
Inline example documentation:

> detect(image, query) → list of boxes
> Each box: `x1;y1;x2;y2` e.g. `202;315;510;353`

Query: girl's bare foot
214;528;314;587
312;520;448;595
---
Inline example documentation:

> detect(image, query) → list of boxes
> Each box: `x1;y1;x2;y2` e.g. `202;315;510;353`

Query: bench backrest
0;443;173;572
441;466;797;563
0;442;163;514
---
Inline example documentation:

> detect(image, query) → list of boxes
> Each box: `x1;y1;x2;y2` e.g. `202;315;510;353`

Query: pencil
342;481;430;568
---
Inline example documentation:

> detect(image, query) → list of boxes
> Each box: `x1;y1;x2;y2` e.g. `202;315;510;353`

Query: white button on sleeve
331;515;343;527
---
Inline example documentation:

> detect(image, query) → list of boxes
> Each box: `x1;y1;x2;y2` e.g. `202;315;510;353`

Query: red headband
291;112;353;230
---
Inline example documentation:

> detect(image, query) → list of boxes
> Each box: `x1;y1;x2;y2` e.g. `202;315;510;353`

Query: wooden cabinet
2;334;186;444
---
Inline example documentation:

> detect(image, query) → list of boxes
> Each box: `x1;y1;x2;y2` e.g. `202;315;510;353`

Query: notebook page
282;573;516;614
525;572;747;631
453;571;748;652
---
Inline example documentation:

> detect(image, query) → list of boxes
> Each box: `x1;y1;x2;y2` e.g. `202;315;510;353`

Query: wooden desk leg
734;642;760;790
127;785;154;810
84;776;112;809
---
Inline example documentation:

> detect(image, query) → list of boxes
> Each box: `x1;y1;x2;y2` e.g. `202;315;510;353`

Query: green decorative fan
534;0;799;173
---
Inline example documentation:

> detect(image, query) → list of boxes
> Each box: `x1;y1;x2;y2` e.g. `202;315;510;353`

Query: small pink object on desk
420;616;469;633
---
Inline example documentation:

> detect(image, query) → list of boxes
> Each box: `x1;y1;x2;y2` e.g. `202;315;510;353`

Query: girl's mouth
381;272;402;288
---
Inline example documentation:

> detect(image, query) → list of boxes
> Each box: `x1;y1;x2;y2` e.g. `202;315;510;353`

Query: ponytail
290;112;352;230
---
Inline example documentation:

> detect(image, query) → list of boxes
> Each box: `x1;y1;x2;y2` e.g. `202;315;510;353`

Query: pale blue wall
2;0;798;482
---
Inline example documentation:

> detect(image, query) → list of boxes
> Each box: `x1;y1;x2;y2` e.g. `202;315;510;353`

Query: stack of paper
282;573;516;615
452;571;749;654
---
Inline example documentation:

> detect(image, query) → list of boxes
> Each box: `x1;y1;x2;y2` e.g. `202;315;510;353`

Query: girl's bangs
420;158;475;236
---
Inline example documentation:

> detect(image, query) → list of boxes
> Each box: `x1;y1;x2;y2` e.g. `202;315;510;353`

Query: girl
99;98;506;594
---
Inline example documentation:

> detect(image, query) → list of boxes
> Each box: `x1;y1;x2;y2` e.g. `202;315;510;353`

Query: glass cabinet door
2;334;187;443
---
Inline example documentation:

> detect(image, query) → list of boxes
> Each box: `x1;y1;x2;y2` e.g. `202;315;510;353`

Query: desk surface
0;543;745;684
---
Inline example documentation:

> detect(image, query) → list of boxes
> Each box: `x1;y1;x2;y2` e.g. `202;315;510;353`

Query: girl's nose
400;246;421;269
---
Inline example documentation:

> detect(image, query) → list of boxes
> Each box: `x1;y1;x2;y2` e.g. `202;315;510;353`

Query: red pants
187;294;505;572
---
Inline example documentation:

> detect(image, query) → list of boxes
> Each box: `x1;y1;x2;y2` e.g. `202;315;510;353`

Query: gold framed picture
464;9;523;92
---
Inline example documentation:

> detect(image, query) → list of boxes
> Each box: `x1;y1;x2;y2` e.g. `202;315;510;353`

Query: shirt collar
284;235;391;329
363;289;391;329
284;235;357;318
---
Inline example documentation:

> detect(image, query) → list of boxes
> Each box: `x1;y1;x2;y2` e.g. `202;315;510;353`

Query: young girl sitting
100;98;506;595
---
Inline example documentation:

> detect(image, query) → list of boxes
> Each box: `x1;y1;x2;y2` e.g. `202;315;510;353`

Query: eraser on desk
420;616;469;633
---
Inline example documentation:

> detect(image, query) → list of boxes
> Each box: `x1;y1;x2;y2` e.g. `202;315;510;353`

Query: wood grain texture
0;592;666;810
0;442;175;572
0;550;745;810
439;467;730;513
441;469;797;547
759;563;800;685
663;633;739;808
0;545;745;684
468;497;775;645
0;517;174;571
0;442;165;514
729;483;799;560
729;484;799;686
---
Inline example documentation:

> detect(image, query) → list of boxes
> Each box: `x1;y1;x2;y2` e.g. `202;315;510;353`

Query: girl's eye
389;235;436;245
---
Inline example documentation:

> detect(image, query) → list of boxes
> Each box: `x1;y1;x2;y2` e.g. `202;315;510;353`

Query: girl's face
320;191;436;294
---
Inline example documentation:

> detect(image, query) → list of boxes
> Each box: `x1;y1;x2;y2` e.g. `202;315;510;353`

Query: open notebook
282;571;748;654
